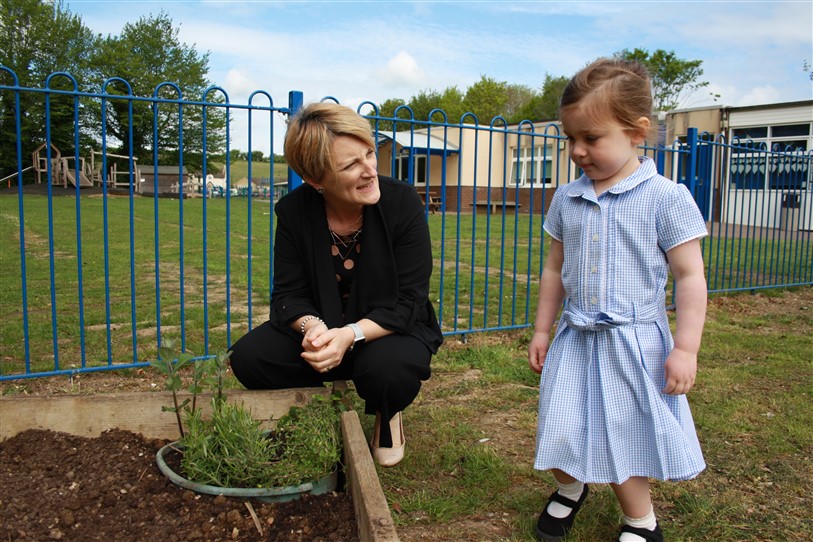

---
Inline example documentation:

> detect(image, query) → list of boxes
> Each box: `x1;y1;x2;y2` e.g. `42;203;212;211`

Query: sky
65;0;813;155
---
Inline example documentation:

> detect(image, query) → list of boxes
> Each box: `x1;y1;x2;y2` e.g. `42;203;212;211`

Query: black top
269;176;443;353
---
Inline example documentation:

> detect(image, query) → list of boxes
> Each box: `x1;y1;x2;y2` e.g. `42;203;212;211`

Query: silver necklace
328;214;363;261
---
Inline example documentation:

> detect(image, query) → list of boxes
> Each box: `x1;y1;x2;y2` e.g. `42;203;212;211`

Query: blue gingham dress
534;157;707;484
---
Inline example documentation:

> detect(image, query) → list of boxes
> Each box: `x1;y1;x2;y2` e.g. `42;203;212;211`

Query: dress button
590;296;597;305
591;266;597;273
592;234;599;241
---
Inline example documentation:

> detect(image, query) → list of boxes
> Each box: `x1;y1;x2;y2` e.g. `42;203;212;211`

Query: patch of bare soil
0;429;358;542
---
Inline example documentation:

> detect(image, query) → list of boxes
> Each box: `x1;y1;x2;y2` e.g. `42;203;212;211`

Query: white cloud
222;69;257;100
380;51;426;88
670;4;812;48
736;86;783;107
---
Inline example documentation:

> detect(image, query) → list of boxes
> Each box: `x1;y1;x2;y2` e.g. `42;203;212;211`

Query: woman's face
317;135;380;209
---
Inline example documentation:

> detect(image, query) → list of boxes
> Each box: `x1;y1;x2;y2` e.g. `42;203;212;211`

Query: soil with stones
0;428;358;542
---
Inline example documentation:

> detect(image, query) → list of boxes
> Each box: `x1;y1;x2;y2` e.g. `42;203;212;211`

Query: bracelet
300;315;323;335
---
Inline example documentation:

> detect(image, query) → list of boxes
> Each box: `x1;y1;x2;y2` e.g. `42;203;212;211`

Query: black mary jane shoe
534;484;589;542
617;523;664;542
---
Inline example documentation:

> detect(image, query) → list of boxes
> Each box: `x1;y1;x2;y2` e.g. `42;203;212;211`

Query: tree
614;48;711;111
433;86;465;124
373;97;406;132
462;75;508;124
88;11;226;173
249;150;264;163
374;72;570;133
408;89;444;123
512;74;569;123
0;0;97;178
504;83;536;124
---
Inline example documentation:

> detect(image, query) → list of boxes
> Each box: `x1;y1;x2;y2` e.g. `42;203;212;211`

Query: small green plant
152;339;342;489
181;393;342;488
152;339;230;439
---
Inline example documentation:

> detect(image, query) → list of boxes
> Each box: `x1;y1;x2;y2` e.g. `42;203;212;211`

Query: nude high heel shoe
371;411;405;467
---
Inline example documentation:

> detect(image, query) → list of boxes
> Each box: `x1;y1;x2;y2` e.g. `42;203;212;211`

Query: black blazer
269;176;443;353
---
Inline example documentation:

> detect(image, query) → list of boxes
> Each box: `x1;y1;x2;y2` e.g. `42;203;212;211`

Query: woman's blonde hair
284;102;375;184
560;58;653;138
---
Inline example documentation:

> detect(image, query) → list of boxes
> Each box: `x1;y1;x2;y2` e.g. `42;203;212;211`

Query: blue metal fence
1;69;811;380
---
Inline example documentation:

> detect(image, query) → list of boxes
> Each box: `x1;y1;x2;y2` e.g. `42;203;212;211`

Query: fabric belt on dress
562;301;666;332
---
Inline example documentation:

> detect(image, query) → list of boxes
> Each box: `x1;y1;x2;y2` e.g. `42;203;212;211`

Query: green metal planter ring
155;441;338;503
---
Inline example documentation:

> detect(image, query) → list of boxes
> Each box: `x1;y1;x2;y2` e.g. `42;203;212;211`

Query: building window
730;123;811;190
509;145;554;187
395;153;427;186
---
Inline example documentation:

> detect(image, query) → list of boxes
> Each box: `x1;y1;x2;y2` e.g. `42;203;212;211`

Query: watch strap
345;322;365;350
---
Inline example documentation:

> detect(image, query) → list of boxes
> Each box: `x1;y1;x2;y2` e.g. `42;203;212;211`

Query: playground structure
30;143;143;193
89;150;143;193
23;144;285;199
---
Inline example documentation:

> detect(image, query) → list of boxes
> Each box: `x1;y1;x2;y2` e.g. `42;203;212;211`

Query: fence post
685;127;699;197
287;91;304;191
656;111;666;173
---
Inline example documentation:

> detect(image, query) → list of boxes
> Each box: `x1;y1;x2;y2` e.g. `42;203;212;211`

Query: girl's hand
528;331;550;375
663;347;697;395
300;326;351;373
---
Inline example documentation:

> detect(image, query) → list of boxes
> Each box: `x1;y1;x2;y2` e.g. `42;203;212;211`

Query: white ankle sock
546;480;584;518
619;507;657;541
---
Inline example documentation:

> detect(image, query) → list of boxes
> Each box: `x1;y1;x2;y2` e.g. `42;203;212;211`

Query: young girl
528;58;708;542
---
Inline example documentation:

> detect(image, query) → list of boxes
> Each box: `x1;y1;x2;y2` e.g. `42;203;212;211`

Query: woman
229;102;443;467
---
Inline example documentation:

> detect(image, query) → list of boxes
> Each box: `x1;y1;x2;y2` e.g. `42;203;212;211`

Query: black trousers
229;321;432;447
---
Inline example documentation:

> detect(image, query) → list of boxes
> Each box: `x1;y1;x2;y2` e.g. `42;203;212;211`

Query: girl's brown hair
560;58;653;138
284;102;375;184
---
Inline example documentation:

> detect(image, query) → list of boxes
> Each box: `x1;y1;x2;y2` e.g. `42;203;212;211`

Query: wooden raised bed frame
0;387;399;542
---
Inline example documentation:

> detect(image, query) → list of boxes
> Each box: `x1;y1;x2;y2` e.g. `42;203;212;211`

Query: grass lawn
221;159;288;182
369;287;812;542
0;190;808;378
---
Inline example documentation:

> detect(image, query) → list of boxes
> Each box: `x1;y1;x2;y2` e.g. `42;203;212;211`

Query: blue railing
1;69;810;380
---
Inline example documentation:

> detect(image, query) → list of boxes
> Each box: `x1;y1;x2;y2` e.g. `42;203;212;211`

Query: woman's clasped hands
300;321;353;373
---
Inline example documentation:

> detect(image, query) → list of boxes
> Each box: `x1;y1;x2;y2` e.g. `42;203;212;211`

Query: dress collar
567;157;657;201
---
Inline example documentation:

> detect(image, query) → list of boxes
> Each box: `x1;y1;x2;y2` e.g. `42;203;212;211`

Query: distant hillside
220;160;288;181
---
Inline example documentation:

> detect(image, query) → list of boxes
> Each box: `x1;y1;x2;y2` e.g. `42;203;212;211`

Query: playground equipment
32;142;91;188
30;143;143;192
1;166;33;188
60;156;93;188
89;151;143;193
31;142;62;185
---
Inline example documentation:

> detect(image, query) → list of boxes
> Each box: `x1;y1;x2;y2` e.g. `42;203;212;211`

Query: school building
374;100;813;231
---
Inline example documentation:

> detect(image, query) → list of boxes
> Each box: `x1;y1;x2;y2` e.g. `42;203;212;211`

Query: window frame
395;153;428;187
509;144;554;188
729;123;812;191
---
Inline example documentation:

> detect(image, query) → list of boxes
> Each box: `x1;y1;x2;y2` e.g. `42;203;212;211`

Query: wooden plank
419;192;439;213
341;410;400;542
0;388;328;441
1;388;400;541
471;200;520;214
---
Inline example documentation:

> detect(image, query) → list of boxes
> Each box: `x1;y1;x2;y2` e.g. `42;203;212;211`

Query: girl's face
560;106;647;188
315;135;380;209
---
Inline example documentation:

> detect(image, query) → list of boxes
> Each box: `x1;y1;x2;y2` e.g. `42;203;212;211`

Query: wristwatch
345;322;365;351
